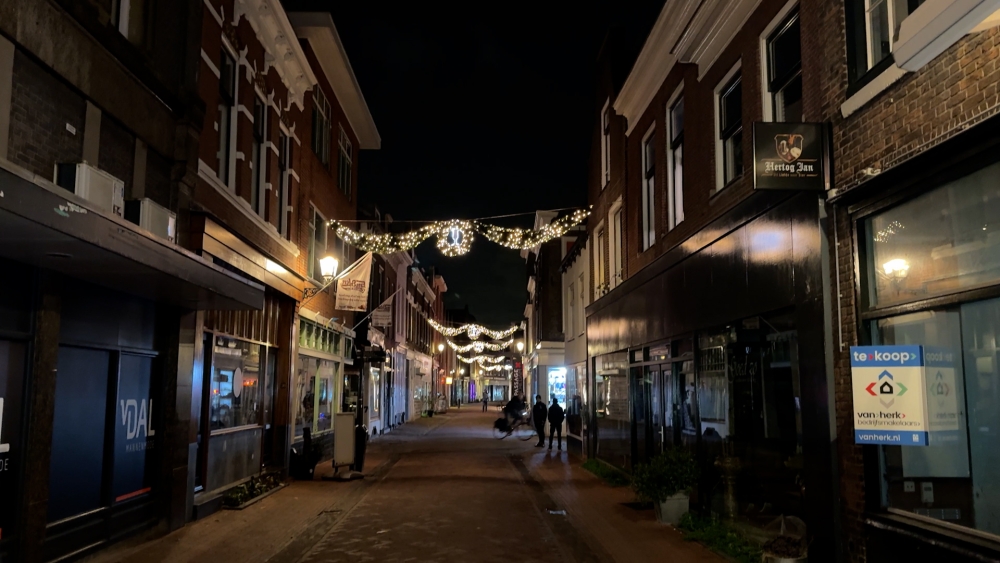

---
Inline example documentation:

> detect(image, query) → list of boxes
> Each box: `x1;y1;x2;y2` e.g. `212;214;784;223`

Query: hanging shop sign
752;122;828;191
335;252;373;312
850;345;929;446
372;302;392;327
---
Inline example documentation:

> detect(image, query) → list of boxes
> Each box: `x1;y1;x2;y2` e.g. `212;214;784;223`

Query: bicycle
492;412;535;441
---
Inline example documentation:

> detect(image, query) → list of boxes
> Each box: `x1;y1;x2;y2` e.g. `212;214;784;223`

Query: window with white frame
251;97;267;218
277;132;291;238
848;0;924;83
718;69;743;188
667;92;685;229
308;206;328;282
595;225;606;299
766;9;803;122
577;272;585;336
601;99;611;188
609;200;623;288
312;88;332;167
338;126;353;199
217;48;237;187
641;125;656;250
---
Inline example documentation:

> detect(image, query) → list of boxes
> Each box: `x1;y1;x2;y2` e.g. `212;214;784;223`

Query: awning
0;163;263;310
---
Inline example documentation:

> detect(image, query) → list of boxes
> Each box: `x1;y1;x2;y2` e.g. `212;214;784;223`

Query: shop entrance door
630;367;651;467
649;364;673;453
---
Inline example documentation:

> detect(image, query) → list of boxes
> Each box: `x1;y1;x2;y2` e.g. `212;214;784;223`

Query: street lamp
302;255;339;301
438;343;445;352
516;341;524;352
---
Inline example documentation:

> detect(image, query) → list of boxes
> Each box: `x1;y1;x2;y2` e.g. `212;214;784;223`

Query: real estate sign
850;345;929;446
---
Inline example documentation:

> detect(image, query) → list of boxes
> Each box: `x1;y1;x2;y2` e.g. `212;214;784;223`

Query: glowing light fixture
883;258;910;278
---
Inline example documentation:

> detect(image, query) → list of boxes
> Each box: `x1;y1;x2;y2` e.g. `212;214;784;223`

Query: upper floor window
667;92;685;230
251;97;267;218
610;200;623;288
113;0;149;48
641;125;656;250
595;225;606;299
766;10;802;122
848;0;925;83
567;282;576;337
312;88;332;167
308;206;328;282
277;132;291;239
338;126;353;199
577;272;585;336
217;48;237;188
601;99;611;188
718;69;743;188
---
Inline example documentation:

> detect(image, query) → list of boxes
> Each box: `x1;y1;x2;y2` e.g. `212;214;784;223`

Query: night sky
293;2;664;326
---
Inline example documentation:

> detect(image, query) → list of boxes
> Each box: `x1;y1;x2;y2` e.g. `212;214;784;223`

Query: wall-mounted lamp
516;341;524;352
438;343;445;352
302;256;340;302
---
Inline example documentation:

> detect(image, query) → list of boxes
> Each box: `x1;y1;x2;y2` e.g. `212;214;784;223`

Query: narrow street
85;410;721;563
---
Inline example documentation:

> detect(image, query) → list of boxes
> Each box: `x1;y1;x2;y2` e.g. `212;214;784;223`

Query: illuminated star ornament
329;208;590;256
428;319;519;340
447;339;514;353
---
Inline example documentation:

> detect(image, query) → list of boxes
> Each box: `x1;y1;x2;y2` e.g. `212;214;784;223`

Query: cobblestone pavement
85;408;724;563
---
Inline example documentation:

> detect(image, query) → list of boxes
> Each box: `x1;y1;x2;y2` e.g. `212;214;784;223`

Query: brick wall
98;114;135;197
7;50;85;180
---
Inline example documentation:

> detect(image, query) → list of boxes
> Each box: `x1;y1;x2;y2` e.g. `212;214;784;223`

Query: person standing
531;395;547;448
548;398;565;451
482;395;488;412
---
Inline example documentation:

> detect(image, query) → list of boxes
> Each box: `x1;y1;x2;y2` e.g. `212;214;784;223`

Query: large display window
209;336;264;431
863;161;1000;536
0;341;25;543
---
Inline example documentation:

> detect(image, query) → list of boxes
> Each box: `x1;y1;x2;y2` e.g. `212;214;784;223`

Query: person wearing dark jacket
548;398;565;450
531;395;547;447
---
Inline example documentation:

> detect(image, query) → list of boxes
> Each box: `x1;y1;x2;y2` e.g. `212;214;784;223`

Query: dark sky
296;2;663;326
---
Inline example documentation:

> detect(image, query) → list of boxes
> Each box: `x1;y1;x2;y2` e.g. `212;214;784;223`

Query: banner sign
335;252;373;312
372;302;392;327
925;346;961;445
850;345;929;446
752;122;828;191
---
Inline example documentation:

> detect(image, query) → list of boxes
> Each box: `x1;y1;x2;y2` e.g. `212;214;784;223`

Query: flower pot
653;492;689;525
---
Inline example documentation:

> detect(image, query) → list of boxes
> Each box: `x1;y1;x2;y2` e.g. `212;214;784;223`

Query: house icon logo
865;370;908;408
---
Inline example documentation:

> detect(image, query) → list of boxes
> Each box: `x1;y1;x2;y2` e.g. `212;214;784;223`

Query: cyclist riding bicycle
503;395;525;429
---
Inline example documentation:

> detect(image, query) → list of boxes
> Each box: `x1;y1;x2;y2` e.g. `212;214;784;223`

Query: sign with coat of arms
752;122;828;191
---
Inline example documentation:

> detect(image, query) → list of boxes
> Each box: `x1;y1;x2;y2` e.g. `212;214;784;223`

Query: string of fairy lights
427;319;519;340
457;354;506;365
330;208;590;257
447;339;513;353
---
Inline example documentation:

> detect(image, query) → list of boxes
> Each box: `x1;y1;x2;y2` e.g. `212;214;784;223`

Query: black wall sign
752;122;828;191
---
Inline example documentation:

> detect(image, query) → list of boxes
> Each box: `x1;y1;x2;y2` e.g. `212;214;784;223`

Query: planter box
653;493;689;525
223;483;286;510
763;556;807;563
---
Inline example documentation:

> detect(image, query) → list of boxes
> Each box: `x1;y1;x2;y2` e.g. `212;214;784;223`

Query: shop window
294;355;338;436
697;339;729;440
217;48;237;187
641;125;656;250
209;336;263;431
371;367;381;413
766;9;803;122
667;92;685;229
866;161;1000;309
847;0;925;84
718;69;743;188
870;301;1000;533
0;341;26;536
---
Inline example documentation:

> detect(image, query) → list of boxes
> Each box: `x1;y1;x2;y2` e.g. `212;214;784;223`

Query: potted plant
631;446;698;525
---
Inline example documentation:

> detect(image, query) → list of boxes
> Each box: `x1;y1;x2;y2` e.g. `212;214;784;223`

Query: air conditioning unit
55;162;125;217
125;198;177;243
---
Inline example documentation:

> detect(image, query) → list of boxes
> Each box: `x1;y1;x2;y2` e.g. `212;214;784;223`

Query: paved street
87;409;722;563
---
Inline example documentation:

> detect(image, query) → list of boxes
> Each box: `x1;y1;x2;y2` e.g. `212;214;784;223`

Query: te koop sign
850;345;930;446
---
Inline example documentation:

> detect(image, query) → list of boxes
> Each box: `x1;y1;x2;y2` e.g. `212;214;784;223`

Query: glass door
630;366;650;467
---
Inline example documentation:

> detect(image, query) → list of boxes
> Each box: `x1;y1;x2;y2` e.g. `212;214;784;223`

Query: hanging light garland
329;208;590;257
457;354;506;365
447;338;513;353
428;319;519;340
475;364;507;373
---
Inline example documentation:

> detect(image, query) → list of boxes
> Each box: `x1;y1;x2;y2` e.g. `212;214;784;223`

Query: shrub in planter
631;446;698;525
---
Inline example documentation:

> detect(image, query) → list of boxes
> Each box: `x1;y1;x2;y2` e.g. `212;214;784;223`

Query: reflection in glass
210;336;262;431
868;162;1000;308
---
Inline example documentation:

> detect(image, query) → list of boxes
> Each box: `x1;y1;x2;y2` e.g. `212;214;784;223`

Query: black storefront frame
842;118;1000;560
586;189;836;560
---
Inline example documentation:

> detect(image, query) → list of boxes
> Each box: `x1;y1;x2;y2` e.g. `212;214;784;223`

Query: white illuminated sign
0;398;9;454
